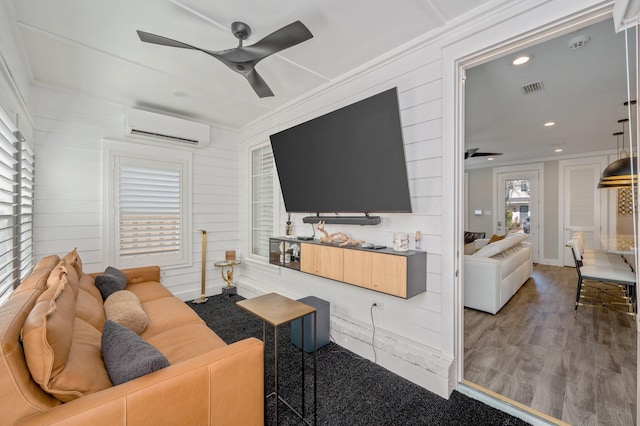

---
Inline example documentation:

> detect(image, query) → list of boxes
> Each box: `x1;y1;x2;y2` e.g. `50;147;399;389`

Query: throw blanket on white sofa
464;233;533;314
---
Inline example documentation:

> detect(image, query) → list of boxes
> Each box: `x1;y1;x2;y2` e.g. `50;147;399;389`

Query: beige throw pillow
104;290;148;335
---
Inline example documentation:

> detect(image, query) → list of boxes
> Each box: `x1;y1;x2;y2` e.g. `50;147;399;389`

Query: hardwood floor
464;264;637;425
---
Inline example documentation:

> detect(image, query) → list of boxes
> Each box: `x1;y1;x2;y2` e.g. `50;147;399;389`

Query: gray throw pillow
95;266;128;301
101;320;170;385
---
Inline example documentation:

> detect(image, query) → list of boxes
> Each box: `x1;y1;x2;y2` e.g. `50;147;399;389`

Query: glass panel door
495;167;540;263
504;178;530;236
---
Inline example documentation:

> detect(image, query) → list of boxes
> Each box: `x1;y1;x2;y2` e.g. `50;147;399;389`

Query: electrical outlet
372;301;384;310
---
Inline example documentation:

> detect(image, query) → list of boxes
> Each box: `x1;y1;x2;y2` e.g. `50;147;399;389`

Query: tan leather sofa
0;254;264;425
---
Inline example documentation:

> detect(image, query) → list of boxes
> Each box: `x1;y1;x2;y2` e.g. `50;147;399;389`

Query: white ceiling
8;2;636;163
465;18;637;168
8;0;492;129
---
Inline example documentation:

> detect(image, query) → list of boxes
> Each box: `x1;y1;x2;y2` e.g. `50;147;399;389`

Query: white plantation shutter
118;163;181;256
18;142;34;281
0;119;17;306
110;151;191;268
251;145;274;258
0;106;33;306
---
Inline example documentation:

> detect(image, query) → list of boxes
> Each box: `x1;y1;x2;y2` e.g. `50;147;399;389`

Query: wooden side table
237;293;317;425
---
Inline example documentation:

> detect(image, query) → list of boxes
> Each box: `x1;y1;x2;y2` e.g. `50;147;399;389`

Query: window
250;144;275;258
105;141;192;269
0;106;34;306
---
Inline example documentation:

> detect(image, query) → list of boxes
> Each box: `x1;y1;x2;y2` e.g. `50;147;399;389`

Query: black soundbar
302;215;381;226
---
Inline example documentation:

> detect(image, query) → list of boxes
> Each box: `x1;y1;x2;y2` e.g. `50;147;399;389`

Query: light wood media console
269;237;426;299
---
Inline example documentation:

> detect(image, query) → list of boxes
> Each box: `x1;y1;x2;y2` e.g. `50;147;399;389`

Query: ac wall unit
125;108;210;148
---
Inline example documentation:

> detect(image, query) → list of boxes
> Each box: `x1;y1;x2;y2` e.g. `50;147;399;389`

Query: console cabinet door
318;246;344;281
371;253;407;297
300;243;318;274
343;250;371;288
301;243;344;282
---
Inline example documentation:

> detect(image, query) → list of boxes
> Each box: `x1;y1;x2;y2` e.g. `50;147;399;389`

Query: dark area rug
188;294;530;426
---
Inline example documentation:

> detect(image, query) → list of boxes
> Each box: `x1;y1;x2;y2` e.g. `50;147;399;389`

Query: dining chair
566;239;636;317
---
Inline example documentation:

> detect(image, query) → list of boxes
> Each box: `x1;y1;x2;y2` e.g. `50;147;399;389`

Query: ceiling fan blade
471;152;502;157
245;69;274;98
464;148;478;159
137;30;202;51
137;30;239;73
240;21;313;62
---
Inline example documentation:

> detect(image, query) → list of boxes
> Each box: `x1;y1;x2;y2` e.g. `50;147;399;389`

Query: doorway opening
458;11;637;425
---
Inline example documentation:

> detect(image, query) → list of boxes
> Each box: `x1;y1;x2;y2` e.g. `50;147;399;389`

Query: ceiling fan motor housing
231;22;251;40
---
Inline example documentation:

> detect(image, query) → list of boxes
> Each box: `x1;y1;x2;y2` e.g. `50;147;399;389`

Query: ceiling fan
137;20;313;98
464;148;503;159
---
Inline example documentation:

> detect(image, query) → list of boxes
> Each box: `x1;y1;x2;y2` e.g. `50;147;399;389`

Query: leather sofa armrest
90;266;161;285
17;338;264;426
120;266;161;285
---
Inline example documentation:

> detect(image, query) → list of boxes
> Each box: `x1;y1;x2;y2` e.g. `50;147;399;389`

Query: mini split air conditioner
125;108;210;148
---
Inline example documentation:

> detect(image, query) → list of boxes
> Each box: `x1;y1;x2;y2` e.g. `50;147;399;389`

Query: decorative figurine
215;259;241;296
316;221;364;246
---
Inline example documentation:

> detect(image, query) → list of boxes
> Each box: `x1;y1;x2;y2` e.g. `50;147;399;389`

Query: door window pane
504;178;530;234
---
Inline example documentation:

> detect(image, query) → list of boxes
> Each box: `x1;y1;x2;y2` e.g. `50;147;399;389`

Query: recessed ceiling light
487;157;494;161
544;121;556;127
512;55;530;66
555;148;564;153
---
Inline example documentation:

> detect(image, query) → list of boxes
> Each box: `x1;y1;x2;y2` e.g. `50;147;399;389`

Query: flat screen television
269;87;411;221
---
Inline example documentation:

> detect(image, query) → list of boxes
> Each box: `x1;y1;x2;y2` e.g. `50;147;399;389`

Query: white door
495;166;541;263
559;156;609;266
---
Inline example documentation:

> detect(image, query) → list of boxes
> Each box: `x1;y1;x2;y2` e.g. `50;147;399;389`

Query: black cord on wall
370;303;378;363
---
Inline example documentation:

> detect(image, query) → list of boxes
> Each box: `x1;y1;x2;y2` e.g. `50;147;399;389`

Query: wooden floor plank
464;264;637;425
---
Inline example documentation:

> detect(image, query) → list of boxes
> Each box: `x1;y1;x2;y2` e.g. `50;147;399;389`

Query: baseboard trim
330;312;452;376
331;313;453;398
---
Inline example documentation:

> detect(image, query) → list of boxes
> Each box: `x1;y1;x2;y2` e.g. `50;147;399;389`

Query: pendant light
598;25;637;191
598;117;638;188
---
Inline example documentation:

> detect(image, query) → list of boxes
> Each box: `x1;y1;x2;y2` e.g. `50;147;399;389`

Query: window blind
0;106;32;306
117;163;182;258
251;145;274;258
18;142;34;281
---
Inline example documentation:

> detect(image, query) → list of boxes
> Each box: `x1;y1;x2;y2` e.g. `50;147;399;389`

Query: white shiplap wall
237;41;451;395
31;85;241;300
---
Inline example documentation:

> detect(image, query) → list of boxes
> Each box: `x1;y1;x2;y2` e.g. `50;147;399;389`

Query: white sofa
464;233;533;314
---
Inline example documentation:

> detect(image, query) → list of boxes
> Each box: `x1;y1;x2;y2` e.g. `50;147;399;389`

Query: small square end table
237;293;317;425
